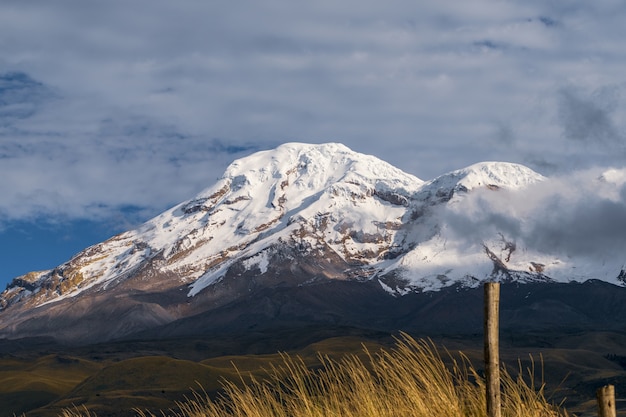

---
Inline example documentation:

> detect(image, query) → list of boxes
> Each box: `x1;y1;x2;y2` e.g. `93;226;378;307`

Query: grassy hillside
0;354;100;416
2;335;389;417
2;331;625;416
60;334;568;417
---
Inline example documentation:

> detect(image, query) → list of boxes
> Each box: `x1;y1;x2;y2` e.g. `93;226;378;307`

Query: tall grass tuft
58;404;97;417
78;334;570;417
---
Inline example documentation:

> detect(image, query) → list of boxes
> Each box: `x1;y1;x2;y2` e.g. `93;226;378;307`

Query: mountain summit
1;143;624;343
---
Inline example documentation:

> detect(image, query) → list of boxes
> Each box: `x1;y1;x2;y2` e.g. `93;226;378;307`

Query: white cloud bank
443;167;626;261
1;0;626;226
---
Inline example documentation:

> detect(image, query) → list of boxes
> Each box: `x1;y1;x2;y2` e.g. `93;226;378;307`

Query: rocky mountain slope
1;142;625;343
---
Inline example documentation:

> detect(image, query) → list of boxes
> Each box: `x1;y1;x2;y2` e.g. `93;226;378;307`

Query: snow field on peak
220;142;423;194
187;177;418;296
389;162;626;292
382;234;492;293
422;161;545;198
125;142;424;296
455;162;545;189
8;141;626;310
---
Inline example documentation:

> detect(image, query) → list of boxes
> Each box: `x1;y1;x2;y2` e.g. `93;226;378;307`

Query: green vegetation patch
0;354;100;417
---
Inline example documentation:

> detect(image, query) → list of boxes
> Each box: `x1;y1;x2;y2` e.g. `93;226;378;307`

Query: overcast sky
1;0;626;287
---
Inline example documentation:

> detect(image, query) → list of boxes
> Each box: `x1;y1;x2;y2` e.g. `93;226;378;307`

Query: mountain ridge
1;142;624;343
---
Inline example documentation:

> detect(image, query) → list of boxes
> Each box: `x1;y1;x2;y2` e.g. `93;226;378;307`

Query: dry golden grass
57;405;97;417
98;333;571;417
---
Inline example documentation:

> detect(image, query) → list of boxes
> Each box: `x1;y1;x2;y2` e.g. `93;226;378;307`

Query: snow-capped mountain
1;142;624;343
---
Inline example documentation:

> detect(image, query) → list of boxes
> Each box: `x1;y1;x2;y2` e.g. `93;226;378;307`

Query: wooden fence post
484;282;501;417
597;384;616;417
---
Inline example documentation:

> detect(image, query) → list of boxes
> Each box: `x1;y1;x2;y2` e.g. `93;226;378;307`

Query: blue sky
2;0;626;288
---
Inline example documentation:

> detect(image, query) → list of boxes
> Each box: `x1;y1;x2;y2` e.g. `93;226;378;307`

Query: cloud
558;85;623;145
0;72;55;123
0;98;266;225
0;1;626;227
443;169;626;259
